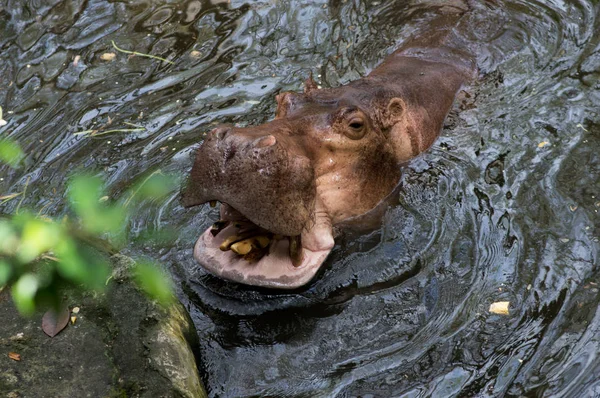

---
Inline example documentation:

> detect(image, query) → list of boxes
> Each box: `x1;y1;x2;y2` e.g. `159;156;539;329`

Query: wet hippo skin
182;4;476;289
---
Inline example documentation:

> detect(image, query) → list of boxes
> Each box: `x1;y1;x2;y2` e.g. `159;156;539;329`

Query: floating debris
111;40;174;65
73;55;81;66
0;106;7;127
100;52;116;62
8;352;21;361
537;141;550;148
489;301;510;315
0;192;23;205
74;122;145;138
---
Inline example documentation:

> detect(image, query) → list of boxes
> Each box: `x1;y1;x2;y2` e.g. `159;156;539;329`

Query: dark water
1;0;599;396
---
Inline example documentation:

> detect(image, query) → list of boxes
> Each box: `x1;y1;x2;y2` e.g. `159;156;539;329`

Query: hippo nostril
255;135;277;149
212;126;231;140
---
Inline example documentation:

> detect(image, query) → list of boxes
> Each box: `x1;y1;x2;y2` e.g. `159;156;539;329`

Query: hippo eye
349;120;363;129
345;117;366;140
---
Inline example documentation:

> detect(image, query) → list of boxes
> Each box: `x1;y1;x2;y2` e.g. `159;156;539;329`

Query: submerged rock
0;254;206;398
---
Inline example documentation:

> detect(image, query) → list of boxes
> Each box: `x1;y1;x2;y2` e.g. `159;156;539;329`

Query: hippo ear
304;73;319;94
275;92;291;118
385;97;406;128
385;97;418;163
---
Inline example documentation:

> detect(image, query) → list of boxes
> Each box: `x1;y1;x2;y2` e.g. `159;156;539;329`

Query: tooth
289;235;303;267
254;235;271;249
230;236;271;257
220;235;242;251
231;240;253;255
219;231;257;251
209;201;217;208
210;220;229;237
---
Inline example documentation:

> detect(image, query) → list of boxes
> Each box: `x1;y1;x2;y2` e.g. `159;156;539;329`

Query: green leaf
68;174;103;214
0;260;12;286
52;238;86;282
68;175;125;235
136;172;178;200
133;261;174;306
124;171;179;207
0;221;19;255
131;227;177;246
12;273;39;315
16;218;62;263
0;139;24;168
53;238;109;290
98;206;127;234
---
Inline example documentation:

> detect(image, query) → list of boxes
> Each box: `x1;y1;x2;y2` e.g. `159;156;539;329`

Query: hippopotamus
182;4;476;289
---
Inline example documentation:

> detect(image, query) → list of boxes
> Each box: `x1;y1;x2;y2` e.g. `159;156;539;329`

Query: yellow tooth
289;235;303;267
231;240;253;255
219;231;256;251
209;201;217;208
254;235;271;249
220;235;243;251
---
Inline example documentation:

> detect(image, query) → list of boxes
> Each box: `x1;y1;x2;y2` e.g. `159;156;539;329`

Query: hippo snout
182;124;317;237
201;126;281;171
207;126;279;158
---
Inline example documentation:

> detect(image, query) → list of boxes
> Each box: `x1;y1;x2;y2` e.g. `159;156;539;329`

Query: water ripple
1;0;599;396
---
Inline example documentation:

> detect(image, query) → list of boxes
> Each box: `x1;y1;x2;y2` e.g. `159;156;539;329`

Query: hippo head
182;77;417;289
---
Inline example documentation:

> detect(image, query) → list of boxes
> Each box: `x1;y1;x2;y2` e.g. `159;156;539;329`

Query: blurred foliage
0;139;178;315
133;261;176;307
0;139;24;167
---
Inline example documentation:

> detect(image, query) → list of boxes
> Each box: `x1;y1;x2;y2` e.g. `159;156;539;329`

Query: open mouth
194;203;334;289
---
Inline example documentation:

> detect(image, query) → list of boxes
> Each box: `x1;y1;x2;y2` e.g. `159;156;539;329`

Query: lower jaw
193;227;332;289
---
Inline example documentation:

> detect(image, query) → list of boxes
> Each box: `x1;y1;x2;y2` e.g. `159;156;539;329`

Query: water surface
1;0;599;396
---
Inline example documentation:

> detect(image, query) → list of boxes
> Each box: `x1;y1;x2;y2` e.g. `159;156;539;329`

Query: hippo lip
193;203;334;289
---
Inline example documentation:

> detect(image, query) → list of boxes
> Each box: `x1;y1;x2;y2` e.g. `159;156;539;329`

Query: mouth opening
193;203;334;289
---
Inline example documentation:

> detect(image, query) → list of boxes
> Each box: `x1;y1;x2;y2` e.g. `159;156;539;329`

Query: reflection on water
1;0;599;396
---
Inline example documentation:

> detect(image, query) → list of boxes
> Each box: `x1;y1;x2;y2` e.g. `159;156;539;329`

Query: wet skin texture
182;6;476;288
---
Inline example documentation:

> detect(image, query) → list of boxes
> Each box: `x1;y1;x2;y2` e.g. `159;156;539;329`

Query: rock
0;254;207;398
